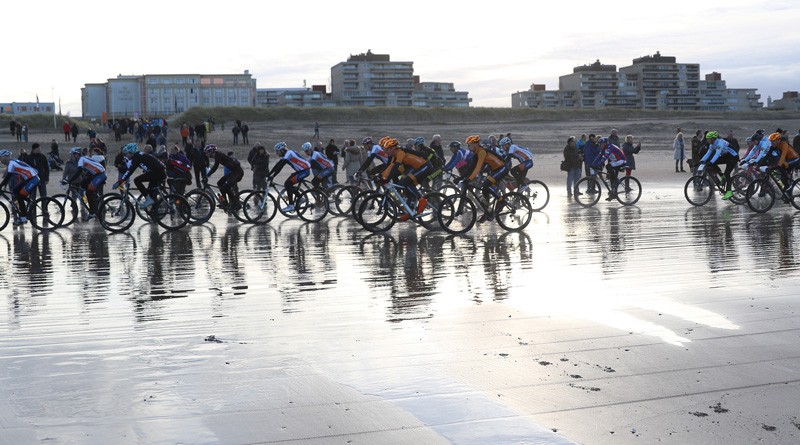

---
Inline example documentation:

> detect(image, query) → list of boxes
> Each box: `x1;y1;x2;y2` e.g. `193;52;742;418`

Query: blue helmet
414;137;425;147
499;137;512;146
123;143;139;154
69;147;82;156
598;137;609;144
0;149;11;157
301;142;313;152
274;142;287;152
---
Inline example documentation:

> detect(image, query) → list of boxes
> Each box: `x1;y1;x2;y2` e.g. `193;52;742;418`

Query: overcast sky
7;0;798;116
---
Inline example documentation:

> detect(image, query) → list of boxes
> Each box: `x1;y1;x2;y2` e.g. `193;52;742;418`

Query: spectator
724;130;740;155
673;132;685;172
21;124;28;142
70;122;79;143
563;136;583;199
583;133;599;179
232;124;240;145
794;130;800;151
430;134;445;161
27;143;49;200
250;144;270;191
690;130;704;171
15;122;22;142
324;138;340;184
241;123;249;145
180;123;190;147
313;121;320;140
608;129;620;147
9;120;16;137
113;121;122;142
343;139;364;184
87;127;97;140
189;139;208;186
622;135;642;176
49;139;63;171
62;121;71;141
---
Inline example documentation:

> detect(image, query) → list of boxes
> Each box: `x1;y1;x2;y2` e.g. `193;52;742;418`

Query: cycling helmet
203;144;218;157
499;137;512;146
362;136;373;146
383;138;399;149
123;143;139;154
706;131;719;140
69;147;82;156
768;132;782;142
301;142;313;152
378;136;391;148
448;141;461;149
465;135;481;145
0;149;11;157
414;136;425;147
274;141;287;152
598;137;609;144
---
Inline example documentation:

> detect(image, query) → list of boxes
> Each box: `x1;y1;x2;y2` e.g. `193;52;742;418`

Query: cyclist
205;144;244;210
0;149;40;225
740;129;771;166
698;131;739;200
65;147;107;220
443;141;476;179
412;137;444;185
114;143;167;209
380;137;430;217
62;147;90;220
301;141;335;189
266;141;312;213
356;136;391;179
768;132;800;194
499;136;534;191
165;144;192;196
464;135;510;212
591;138;627;201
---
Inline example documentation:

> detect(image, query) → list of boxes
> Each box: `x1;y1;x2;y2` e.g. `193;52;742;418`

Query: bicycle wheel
228;190;251;223
358;192;396;232
684;176;713;206
0;201;8;231
333;185;359;216
416;191;445;230
98;194;136;232
51;193;79;227
746;178;775;213
241;190;277;224
276;188;299;218
574;177;601;207
184;189;215;225
729;173;751;205
351;189;374;223
521;179;550;211
28;197;65;231
495;192;533;232
151;193;190;231
615;176;642;206
437;194;477;235
297;189;328;222
324;184;345;216
434;180;460;197
135;193;153;222
790;179;800;211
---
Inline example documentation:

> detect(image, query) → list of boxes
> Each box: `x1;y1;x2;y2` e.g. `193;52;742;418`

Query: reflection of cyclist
698;131;739;200
768;132;800;193
266;142;311;213
66;148;107;220
0;149;39;225
115;143;167;209
205;144;243;209
499;136;534;190
591;138;627;200
301;142;334;189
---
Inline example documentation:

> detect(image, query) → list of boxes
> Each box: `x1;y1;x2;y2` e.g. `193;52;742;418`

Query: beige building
767;91;800;110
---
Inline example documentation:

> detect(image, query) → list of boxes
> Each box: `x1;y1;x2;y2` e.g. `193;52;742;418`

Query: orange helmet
465;135;481;145
768;132;782;142
383;138;399;149
378;136;391;148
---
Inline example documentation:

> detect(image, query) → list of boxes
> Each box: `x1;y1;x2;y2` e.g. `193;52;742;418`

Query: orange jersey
382;150;428;179
776;140;799;168
467;148;505;180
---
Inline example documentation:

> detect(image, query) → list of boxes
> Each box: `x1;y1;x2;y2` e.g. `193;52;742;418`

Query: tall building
330;50;470;107
82;71;256;119
512;52;762;111
255;86;330;107
767;91;800;110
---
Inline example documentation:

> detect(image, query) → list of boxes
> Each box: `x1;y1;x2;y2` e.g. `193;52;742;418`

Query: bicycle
745;165;800;213
195;180;250;223
356;179;444;233
239;182;279;225
97;183;190;232
499;176;550;212
437;177;532;234
51;182;101;226
0;188;64;232
271;178;329;223
575;166;642;208
683;162;744;206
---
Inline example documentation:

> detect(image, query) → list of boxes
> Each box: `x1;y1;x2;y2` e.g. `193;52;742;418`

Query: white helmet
301;142;313;152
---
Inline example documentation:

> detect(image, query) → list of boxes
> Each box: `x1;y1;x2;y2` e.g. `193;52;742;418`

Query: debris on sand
204;335;224;343
538;360;552;366
762;424;776;431
569;383;600;392
690;411;708;417
710;402;728;413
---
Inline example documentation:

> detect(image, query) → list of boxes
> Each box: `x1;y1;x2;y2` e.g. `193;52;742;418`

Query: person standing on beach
690;130;704;172
9;120;16;138
62;122;71;141
27;143;49;200
725;130;740;156
70;122;79;143
343;139;364;185
15;122;22;142
324;139;340;184
313;121;320;140
583;134;600;184
622;135;641;176
673;132;685;172
430;134;445;162
563;136;583;199
608;129;620;147
231;125;240;145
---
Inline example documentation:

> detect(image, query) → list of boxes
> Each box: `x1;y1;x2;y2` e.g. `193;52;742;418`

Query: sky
7;0;799;116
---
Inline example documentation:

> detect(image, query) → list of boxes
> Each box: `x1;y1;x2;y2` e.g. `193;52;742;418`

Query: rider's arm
206;155;220;177
467;150;486;180
266;158;287;180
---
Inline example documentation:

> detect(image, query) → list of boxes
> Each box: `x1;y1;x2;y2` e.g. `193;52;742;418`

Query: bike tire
684;176;713;206
241;190;278;224
98;195;136;232
135;193;153;222
437;194;477;235
276;188;299;218
729;172;751;205
615;176;642;206
434;180;460;197
51;193;79;227
574;177;601;208
28;197;65;231
746;178;775;213
184;189;215;225
0;201;8;232
791;179;800;211
333;185;359;216
152;194;190;231
495;192;533;232
357;192;396;232
297;189;329;223
522;179;550;211
416;191;446;230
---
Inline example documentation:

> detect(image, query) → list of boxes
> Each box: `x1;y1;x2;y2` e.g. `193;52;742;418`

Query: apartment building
512;52;762;111
0;102;55;115
767;91;800;110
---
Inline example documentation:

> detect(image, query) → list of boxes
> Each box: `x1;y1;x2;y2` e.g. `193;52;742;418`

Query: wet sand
2;120;800;444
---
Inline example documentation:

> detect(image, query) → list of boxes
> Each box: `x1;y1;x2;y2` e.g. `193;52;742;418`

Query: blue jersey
700;139;738;164
444;148;475;172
